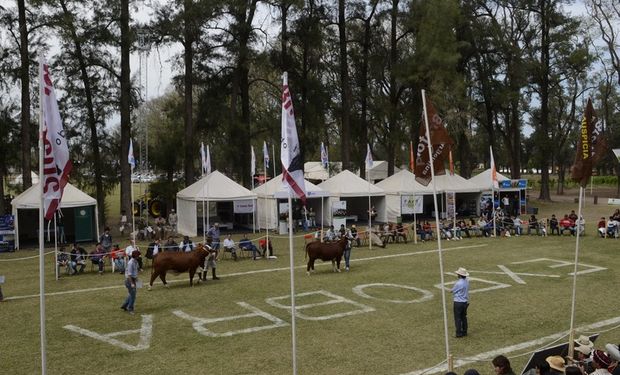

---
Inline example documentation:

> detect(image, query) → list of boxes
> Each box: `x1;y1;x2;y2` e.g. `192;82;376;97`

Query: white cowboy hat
574;335;594;349
575;345;592;356
606;343;620;362
455;267;469;277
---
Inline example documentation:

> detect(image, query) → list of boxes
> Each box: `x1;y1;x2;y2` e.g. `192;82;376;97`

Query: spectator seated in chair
70;242;87;274
90;242;106;274
559;214;575;235
395;223;407;243
527;215;539;235
549;214;560;235
324;226;336;242
239;234;260;260
57;247;70;274
223;235;238;260
110;244;125;273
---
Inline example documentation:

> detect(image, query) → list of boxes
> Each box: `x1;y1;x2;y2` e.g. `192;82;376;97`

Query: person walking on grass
121;250;141;314
451;267;470;338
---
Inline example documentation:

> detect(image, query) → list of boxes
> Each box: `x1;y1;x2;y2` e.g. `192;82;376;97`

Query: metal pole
38;58;48;375
421;89;451;364
568;186;585;358
287;194;298;375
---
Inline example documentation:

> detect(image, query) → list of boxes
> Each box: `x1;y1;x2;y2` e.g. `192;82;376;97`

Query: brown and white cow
148;244;211;289
304;236;348;274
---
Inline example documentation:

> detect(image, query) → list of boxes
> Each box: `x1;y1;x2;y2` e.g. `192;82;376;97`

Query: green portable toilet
74;206;94;242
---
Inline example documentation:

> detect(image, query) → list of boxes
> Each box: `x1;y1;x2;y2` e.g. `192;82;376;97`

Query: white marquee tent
253;174;330;230
11;182;99;249
318;170;386;224
375;170;433;222
176;170;257;237
468;169;511;192
366;161;400;182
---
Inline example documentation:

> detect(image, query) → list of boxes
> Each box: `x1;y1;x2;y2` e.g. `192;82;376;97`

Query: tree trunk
60;0;106;226
358;3;376;179
120;0;132;216
17;0;31;190
281;2;289;72
386;0;400;176
338;0;351;171
537;0;551;201
183;0;195;186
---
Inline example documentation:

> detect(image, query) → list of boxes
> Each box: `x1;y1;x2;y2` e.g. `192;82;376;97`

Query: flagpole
422;89;451;367
413;192;417;244
287;193;298;374
38;59;48;375
202;171;206;243
131;163;135;243
272;144;276;180
568;186;584;357
54;215;58;281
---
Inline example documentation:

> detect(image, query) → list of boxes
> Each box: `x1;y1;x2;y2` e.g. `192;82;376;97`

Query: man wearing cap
121;249;141;314
451;267;470;338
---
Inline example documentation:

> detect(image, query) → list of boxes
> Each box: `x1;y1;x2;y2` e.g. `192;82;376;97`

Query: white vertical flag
320;142;329;169
490;146;499;189
263;141;270;172
251;146;256;177
365;144;373;173
205;145;212;175
40;61;73;221
128;139;136;169
200;142;206;175
280;72;306;203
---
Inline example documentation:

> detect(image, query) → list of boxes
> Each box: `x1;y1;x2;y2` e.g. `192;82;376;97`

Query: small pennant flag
251;146;256;176
365;144;373;173
128;139;136;169
320;142;329;169
263;141;270;172
490;146;499;189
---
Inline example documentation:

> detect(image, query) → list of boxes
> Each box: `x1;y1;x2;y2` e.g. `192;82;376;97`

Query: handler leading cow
305;236;349;274
148;243;211;289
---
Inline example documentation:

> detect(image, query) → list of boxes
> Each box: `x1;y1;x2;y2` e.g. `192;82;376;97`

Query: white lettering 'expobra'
352;283;434;304
63;314;153;352
172;302;288;337
266;290;375;321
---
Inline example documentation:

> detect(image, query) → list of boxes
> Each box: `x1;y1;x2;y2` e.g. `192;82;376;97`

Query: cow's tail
304;242;310;260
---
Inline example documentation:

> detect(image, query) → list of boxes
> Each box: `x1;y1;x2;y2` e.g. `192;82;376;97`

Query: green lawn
1;186;619;375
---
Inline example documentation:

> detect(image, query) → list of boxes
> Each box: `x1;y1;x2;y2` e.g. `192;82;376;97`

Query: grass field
0;188;619;375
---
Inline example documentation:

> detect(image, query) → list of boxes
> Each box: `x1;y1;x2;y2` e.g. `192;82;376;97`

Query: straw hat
455;267;469;277
546;356;565;372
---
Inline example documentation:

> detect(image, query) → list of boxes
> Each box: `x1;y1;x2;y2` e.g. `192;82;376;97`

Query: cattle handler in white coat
200;237;220;281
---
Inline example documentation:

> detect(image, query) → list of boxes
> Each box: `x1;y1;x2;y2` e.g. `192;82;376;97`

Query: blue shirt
452;278;469;303
125;258;139;279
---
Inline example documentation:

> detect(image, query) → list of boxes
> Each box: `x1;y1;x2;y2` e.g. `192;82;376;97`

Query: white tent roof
12;172;40;185
468;168;510;191
375;169;434;195
253;174;330;198
432;172;481;193
177;170;256;201
367;161;400;181
318;170;385;197
12;181;96;209
304;162;329;181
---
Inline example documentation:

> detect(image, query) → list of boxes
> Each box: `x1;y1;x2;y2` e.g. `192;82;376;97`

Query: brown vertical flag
415;99;454;186
571;98;607;187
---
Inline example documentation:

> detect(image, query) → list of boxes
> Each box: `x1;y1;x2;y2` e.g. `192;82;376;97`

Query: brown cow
305;236;348;274
148;244;211;289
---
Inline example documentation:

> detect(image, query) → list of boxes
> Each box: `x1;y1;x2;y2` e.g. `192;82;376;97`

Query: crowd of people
443;338;620;375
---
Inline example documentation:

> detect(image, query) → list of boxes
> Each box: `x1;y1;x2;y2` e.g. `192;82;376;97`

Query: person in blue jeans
451;267;470;338
343;229;354;271
121;250;140;314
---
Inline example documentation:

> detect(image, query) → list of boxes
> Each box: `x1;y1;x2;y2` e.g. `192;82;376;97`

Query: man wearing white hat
451;267;470;338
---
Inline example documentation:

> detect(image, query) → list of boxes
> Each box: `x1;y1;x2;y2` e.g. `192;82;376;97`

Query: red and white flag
40;60;72;221
490;146;499;189
280;72;306;204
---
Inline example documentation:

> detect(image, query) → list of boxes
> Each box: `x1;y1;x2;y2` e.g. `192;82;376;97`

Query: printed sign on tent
401;195;423;214
446;191;456;219
331;200;347;217
234;200;255;214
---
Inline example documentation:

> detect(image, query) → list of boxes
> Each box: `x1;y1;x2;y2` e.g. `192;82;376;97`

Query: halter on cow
148;244;211;289
304;236;348;274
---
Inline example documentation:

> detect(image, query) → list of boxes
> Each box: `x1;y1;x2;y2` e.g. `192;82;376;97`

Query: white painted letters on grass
266;290;375;321
63;314;153;352
172;302;288;337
